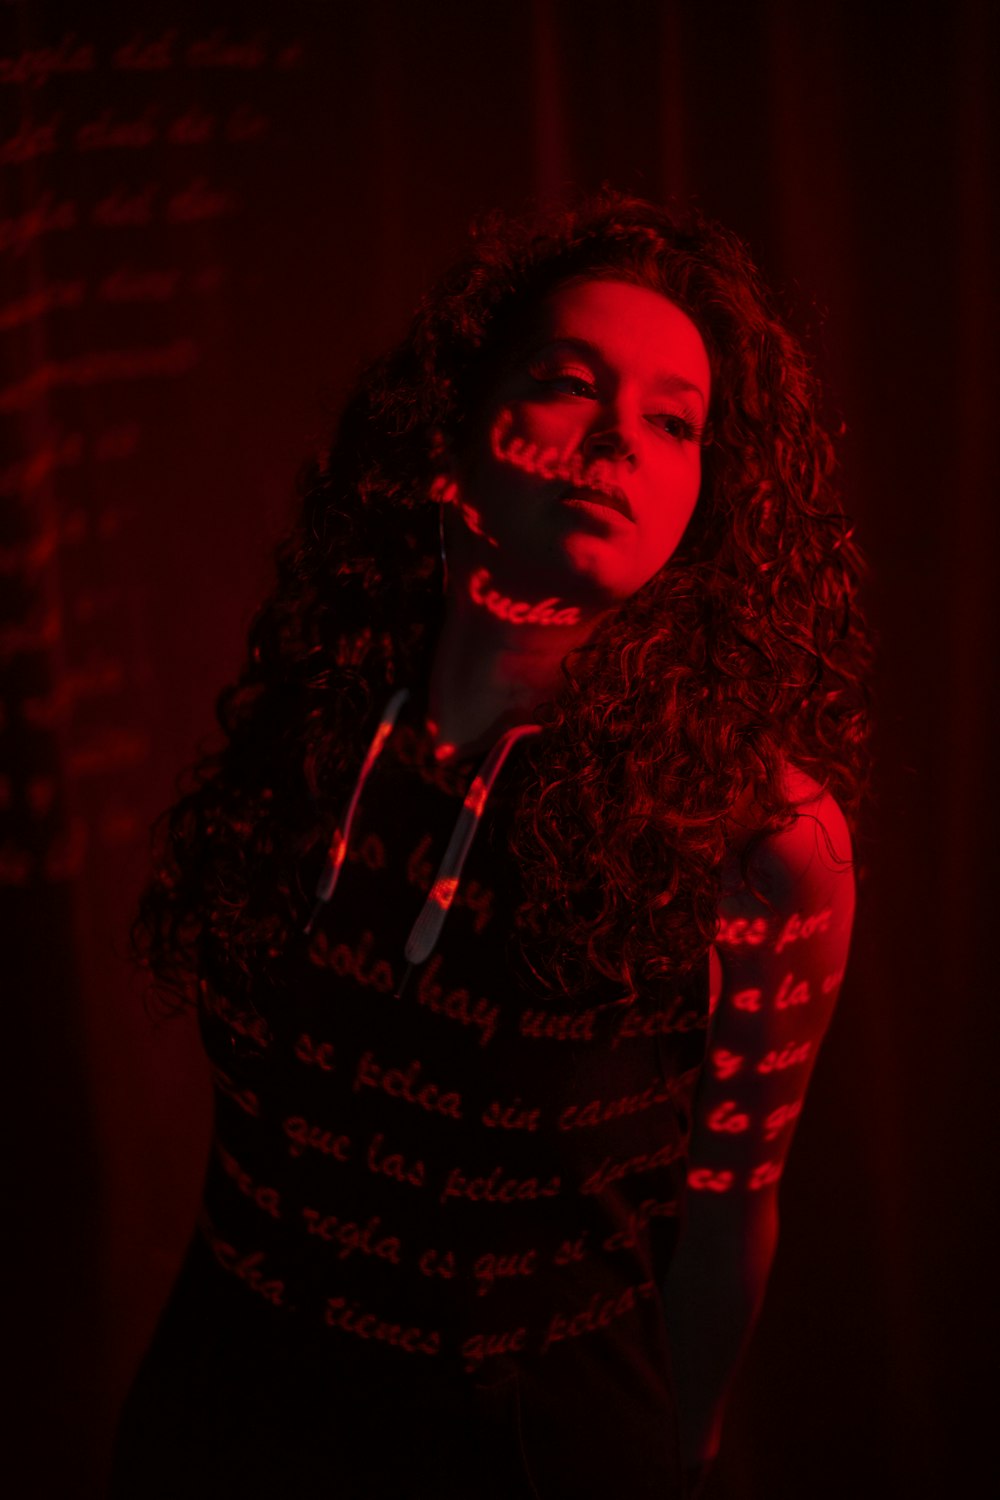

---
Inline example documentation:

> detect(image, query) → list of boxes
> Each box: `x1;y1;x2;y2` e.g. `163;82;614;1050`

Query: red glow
428;874;460;911
463;776;489;815
489;405;629;501
429;471;496;543
715;915;769;947
707;1100;751;1134
468;565;581;626
687;1167;735;1193
774;906;833;954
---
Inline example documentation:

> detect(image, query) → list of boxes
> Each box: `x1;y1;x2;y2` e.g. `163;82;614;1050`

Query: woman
112;189;873;1499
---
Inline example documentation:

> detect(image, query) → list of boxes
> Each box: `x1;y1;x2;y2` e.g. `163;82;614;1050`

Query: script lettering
323;1295;441;1358
558;1069;697;1131
439;1165;561;1207
540;1279;658;1356
282;1114;351;1162
580;1140;684;1196
707;1100;750;1134
418;1246;458;1279
611;1004;708;1049
774;906;833;955
209;1063;259;1117
460;1325;527;1375
482;1096;541;1132
294;1031;335;1070
305;927;396;993
300;1208;402;1264
198;1214;285;1306
415;954;499;1047
774;972;811;1010
687;1168;734;1193
602;1197;679;1253
519;1006;601;1042
353;1049;464;1122
757;1040;812;1073
366;1131;426;1189
715;916;769;947
473;1247;539;1298
214;1139;281;1219
0;115;60;166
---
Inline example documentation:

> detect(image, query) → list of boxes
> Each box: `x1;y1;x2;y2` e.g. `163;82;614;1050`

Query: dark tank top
112;687;711;1500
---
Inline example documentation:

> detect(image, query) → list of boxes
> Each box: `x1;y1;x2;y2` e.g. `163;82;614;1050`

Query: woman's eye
534;372;596;397
652;412;700;442
531;372;703;444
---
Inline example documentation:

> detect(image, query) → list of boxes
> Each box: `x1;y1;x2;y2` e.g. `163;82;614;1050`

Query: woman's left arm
661;766;857;1481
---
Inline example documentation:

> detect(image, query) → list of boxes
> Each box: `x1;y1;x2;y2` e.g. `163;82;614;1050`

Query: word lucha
469;566;580;628
490;404;615;494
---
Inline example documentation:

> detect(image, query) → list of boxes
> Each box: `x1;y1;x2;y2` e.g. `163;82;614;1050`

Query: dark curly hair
130;187;875;1019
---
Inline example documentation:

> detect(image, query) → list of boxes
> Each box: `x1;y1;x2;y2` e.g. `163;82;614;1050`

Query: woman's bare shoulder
722;756;852;873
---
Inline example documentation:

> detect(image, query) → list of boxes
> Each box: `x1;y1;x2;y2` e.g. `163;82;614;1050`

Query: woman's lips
559;485;635;521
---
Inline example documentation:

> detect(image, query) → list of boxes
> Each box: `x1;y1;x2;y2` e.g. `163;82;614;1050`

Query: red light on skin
774;906;833;955
748;1160;784;1191
490;406;601;492
710;1048;744;1080
715;915;769;947
756;1040;812;1073
707;1100;750;1134
763;1101;802;1141
688;1168;734;1193
774;972;811;1010
468;565;581;626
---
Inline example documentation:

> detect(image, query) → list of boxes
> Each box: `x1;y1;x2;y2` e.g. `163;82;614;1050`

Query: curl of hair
130;187;876;1018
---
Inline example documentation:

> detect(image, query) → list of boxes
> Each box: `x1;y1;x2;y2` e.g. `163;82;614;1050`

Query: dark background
2;1;996;1494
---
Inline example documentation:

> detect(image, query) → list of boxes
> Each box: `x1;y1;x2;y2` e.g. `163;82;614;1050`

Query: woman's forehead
505;276;712;394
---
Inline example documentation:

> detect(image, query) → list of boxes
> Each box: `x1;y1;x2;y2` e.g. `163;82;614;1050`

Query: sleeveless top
184;685;712;1498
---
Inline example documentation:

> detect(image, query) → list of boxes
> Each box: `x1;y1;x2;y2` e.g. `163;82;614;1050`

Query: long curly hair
130;187;875;1018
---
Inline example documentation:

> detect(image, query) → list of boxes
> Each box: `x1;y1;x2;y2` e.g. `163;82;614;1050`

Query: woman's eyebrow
532;336;707;411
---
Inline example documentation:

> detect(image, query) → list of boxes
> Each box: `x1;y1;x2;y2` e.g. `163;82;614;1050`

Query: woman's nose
583;419;637;466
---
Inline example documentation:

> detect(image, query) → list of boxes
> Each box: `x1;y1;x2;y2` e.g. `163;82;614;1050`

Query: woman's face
445;276;712;610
